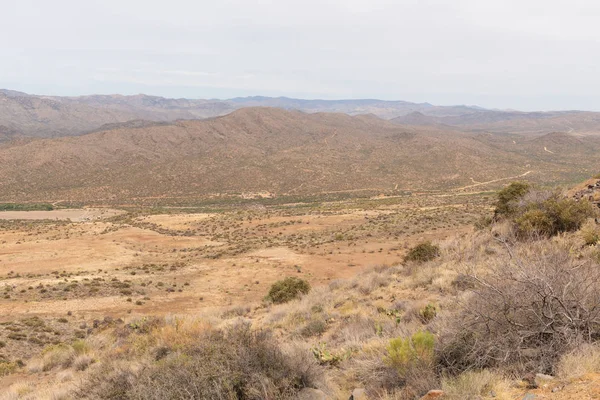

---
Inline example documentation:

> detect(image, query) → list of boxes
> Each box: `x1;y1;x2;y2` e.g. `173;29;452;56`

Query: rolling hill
1;107;598;205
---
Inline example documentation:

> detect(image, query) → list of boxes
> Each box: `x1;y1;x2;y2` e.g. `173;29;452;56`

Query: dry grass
557;344;600;380
441;370;511;400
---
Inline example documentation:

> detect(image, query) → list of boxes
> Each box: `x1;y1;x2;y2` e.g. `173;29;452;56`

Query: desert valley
0;88;599;399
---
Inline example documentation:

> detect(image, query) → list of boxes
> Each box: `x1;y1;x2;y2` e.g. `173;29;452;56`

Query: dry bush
438;243;600;375
77;322;323;400
39;344;76;372
357;272;391;295
581;220;600;246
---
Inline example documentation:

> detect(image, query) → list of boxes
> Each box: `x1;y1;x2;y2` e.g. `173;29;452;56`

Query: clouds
1;0;599;110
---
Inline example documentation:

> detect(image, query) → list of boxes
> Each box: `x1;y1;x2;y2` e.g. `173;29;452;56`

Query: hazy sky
2;0;600;110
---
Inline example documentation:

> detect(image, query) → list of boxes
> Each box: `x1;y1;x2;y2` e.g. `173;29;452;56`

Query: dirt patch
0;208;124;221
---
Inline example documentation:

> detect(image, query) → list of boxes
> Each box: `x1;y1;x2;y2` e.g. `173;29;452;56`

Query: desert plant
494;181;531;218
386;331;435;374
418;304;437;324
581;221;600;246
300;319;327;338
266;277;311;304
442;370;510;400
513;192;596;238
438;244;600;375
404;242;440;263
78;323;322;399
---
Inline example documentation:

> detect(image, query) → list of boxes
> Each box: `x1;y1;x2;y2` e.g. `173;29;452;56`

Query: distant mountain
392;109;600;136
0;89;483;138
227;96;480;118
0;90;236;137
4;88;600;140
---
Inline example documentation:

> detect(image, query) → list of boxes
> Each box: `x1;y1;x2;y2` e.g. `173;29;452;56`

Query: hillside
1;108;599;204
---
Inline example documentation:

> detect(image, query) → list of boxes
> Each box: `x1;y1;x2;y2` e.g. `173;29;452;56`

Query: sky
2;0;600;111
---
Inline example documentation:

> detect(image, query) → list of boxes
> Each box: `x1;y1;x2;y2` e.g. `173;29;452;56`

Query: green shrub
514;193;596;238
386;331;435;374
419;304;437;323
494;181;531;218
266;277;310;304
404;242;440;263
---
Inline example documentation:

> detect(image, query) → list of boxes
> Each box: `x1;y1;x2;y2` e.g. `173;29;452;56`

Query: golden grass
557;344;600;380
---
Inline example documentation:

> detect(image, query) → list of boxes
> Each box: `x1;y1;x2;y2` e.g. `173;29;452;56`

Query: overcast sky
2;0;600;110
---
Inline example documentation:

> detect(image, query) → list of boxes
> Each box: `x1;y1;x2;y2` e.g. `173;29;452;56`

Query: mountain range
0;89;556;138
1;106;598;204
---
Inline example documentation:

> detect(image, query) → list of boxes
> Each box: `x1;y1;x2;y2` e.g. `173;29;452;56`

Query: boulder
349;388;367;400
298;388;328;400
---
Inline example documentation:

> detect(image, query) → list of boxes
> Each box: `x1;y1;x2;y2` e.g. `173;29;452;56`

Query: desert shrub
581;221;600;246
387;331;435;374
78;323;322;399
474;215;493;230
41;344;76;371
438;245;600;375
0;360;18;377
73;354;94;371
494;181;531;218
513;192;596;238
404;242;440;263
300;319;327;338
266;277;310;304
352;332;438;399
418;304;437;324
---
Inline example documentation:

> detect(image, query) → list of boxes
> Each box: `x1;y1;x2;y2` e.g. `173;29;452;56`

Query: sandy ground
0;208;124;221
0;196;481;322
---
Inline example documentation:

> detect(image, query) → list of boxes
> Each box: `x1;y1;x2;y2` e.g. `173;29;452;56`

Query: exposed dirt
0;208;124;221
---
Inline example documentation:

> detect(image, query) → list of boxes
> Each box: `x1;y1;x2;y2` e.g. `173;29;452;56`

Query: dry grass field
3;179;600;399
0;191;488;396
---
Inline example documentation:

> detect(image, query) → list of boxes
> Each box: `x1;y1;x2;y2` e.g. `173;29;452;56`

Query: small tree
494;181;531;218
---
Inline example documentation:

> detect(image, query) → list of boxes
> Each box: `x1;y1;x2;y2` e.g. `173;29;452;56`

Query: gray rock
297;388;328;400
522;394;536;400
534;373;555;388
349;388;366;400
